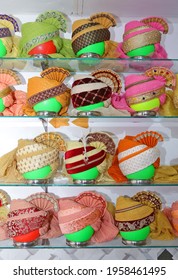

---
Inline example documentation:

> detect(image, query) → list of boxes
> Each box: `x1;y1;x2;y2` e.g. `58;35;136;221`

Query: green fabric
18;10;76;58
36;10;67;32
19;24;75;58
50;38;76;58
18;22;61;57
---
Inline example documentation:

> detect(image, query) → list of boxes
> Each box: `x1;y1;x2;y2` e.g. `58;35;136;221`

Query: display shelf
1;116;178;122
1;57;178;73
0;236;177;249
0;0;177;262
0;181;178;187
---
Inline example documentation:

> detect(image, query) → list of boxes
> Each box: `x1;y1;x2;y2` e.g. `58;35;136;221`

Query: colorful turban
111;66;176;114
25;67;70;116
108;130;163;182
115;196;155;232
0;69;26;116
58;191;118;243
19;10;75;58
0;132;65;182
6;192;61;243
0;14;20;57
72;12;118;58
64;132;115;179
71;69;122;110
116;16;169;59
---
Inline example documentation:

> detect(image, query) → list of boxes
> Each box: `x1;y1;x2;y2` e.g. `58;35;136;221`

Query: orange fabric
27;77;59;98
108;152;127;183
173;224;178;231
172;210;178;218
24;89;70;117
72;118;89;128
108;133;160;182
55;89;71;108
118;137;138;153
153;158;160;169
50;118;69;128
104;40;119;58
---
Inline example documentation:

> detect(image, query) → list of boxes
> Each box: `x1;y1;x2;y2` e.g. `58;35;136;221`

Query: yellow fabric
49;118;89;129
4;36;20;57
0;21;20;57
55;89;71;109
115;196;154;221
0;137;60;182
0;148;24;183
23;90;70;117
0;206;10;225
149;210;175;240
104;40;119;58
50;118;69;128
72;19;105;42
159;90;178;116
65;141;103;164
72;118;89;128
0;20;14;31
16;139;59;175
107;201;115;218
173;74;178;108
154;165;178;183
27;76;59;98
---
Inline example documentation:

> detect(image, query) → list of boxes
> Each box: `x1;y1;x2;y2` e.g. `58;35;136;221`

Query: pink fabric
125;74;165;98
0;223;8;240
26;192;61;239
2;90;26;116
116;18;168;59
9;199;34;212
141;17;167;32
111;92;134;113
58;198;100;234
152;43;168;59
163;206;178;237
124;20;144;32
7;199;48;237
58;192;118;243
4;193;61;240
123;21;156;43
111;67;168;113
159;93;166;105
91;210;118;243
40;214;62;239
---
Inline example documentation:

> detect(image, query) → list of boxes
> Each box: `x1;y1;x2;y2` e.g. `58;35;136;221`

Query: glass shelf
1;57;178;73
0;236;177;249
1;116;178;122
0;181;177;187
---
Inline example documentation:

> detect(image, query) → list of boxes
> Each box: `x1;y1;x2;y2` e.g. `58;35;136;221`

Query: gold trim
141;17;169;34
124;25;152;37
126;87;165;105
122;30;161;53
115;203;143;213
